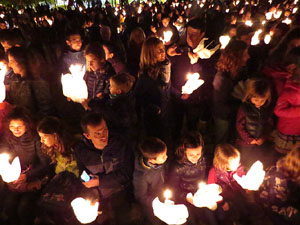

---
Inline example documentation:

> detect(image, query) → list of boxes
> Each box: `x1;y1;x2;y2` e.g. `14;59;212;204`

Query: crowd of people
0;0;300;225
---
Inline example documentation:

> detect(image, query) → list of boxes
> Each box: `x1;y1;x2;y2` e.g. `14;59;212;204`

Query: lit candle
182;73;204;94
251;29;262;46
0;153;21;183
233;160;265;191
282;17;292;24
245;20;253;27
264;34;272;44
61;64;88;104
186;182;223;211
71;198;99;224
219;35;231;49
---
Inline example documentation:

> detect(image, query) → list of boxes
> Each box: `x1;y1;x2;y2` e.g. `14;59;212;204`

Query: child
83;42;115;109
168;131;206;203
259;146;300;225
96;73;137;134
61;30;86;73
274;47;300;154
134;37;171;141
168;132;217;225
102;43;127;74
208;144;248;224
133;137;168;225
236;78;274;168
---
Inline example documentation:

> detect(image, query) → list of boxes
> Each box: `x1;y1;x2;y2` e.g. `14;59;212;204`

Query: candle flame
164;189;172;200
182;73;204;95
161;31;173;44
273;10;282;19
265;12;273;20
245;20;253;27
0;154;21;183
0;62;7;103
233;160;265;191
264;34;272;44
71;198;99;224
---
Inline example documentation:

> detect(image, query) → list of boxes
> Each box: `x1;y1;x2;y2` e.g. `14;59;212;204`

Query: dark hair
243;78;272;105
284;46;300;67
175;131;204;163
186;18;205;32
65;29;82;40
84;42;106;60
81;112;104;133
4;107;35;139
140;137;166;160
7;46;31;78
37;116;74;164
110;72;135;94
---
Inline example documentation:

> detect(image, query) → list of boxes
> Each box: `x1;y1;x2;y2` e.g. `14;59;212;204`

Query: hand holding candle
152;189;189;225
71;197;99;224
186;183;223;211
233;160;265;191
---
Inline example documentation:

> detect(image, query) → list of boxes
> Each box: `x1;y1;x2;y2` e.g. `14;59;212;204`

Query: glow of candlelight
233;160;265;191
186;183;223;211
188;4;192;8
0;62;7;103
61;64;88;104
122;10;126;16
264;34;272;44
226;9;229;13
293;8;298;14
46;18;53;26
282;18;292;24
114;11;118;16
200;3;204;8
79;7;83;12
245;20;253;27
71;198;99;224
265;12;273;20
152;197;189;225
219;35;231;49
182;73;204;94
18;10;22;15
138;6;142;14
0;14;4;18
149;2;152;7
273;10;282;19
161;30;173;44
164;189;172;201
251;29;262;46
262;20;266;25
0;154;21;183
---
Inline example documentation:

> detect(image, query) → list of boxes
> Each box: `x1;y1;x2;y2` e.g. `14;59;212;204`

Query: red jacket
262;66;291;96
274;80;300;135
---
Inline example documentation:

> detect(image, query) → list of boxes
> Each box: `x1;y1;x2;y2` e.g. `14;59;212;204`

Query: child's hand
188;52;199;64
167;44;181;57
96;92;103;99
186;193;194;205
250;139;257;145
81;99;91;111
67;97;72;102
83;175;99;188
256;138;264;146
222;202;230;211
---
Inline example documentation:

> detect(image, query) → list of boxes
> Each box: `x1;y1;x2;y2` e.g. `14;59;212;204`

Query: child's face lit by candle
228;156;240;171
148;148;168;165
186;146;202;164
251;96;268;109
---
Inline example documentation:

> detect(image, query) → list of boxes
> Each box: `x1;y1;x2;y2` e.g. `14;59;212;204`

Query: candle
182;73;204;95
186;182;223;211
251;29;262;46
71;198;99;224
233;160;265;190
245;20;253;27
219;35;231;49
264;34;272;44
152;190;189;224
282;18;292;24
61;64;88;104
0;153;21;183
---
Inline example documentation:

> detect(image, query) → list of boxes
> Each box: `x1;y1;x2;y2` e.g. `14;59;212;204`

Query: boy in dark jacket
61;30;86;73
133;137;168;225
74;112;133;225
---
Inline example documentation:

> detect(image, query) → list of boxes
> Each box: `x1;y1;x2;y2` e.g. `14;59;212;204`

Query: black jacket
168;157;207;203
74;134;133;199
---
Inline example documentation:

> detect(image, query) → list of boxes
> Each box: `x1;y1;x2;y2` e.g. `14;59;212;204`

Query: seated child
168;132;217;225
133;137;168;225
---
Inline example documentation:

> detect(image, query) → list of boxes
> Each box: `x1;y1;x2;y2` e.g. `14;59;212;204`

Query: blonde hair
140;37;164;78
277;146;300;184
110;73;136;94
213;144;240;171
243;78;272;104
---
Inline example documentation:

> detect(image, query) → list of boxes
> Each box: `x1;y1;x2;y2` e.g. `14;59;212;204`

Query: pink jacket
274;80;300;135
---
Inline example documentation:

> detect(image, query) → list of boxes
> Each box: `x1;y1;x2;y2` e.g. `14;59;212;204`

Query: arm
274;92;300;118
133;170;154;207
236;106;255;144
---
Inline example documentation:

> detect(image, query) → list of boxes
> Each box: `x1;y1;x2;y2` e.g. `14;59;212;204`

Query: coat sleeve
133;169;154;207
274;92;300;118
